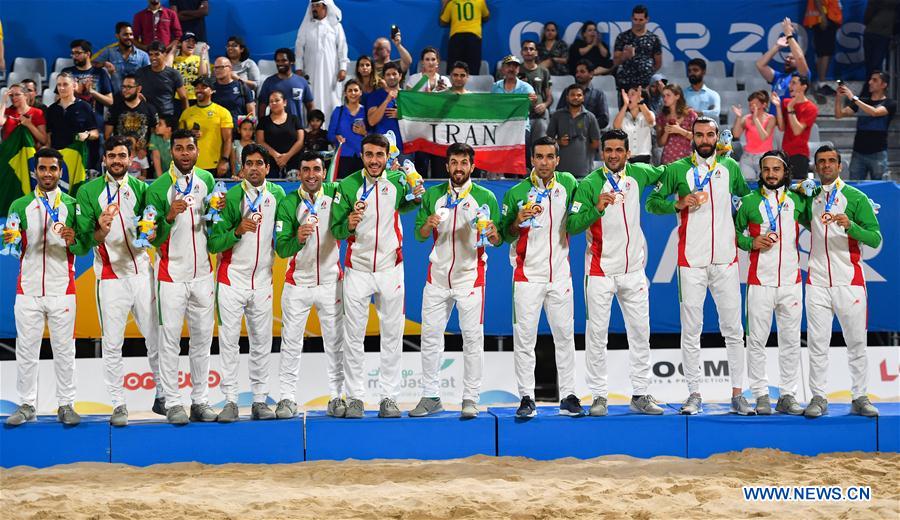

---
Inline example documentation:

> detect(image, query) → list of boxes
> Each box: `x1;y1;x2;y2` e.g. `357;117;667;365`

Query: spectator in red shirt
774;73;818;178
0;84;47;145
132;0;182;52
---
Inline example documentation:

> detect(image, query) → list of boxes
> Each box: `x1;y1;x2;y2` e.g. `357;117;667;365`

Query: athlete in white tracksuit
734;152;805;415
208;147;285;420
75;138;162;421
275;153;345;418
646;118;753;414
6;149;90;426
145;131;219;422
802;147;882;418
567;130;665;415
329;135;423;416
499;138;581;417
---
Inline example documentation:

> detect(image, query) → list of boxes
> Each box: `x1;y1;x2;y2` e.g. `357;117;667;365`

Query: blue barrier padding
0;415;110;468
490;405;688;459
686;403;878;458
304;410;496;461
109;417;304;466
876;402;899;453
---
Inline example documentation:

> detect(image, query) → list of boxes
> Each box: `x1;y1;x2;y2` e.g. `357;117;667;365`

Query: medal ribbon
824;179;842;214
170;169;194;199
762;189;788;234
603;167;626;194
243;180;266;214
529;170;556;202
106;174;127;205
445;182;473;210
36;188;61;223
691;153;718;193
359;177;377;203
301;188;323;217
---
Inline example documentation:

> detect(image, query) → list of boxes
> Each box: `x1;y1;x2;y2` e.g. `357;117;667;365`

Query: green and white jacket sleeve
567;174;604;235
846;188;882;248
275;192;304;258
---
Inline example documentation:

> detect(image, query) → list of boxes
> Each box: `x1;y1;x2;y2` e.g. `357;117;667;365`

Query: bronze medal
613;192;625;205
306;214;319;226
695;191;709;205
183;194;195;206
52;222;65;235
105;203;120;217
354;200;367;212
532;204;544;216
821;212;834;225
766;232;779;242
250;212;263;223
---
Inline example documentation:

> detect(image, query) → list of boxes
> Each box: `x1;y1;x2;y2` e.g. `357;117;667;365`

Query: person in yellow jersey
440;0;489;76
178;76;233;176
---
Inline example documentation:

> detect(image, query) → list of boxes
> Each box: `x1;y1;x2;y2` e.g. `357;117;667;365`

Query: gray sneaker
5;403;36;426
851;396;879;417
344;398;365;419
804;395;828;418
589;396;608;417
680;393;703;415
776;394;803;415
755;395;773;415
378;398;401;418
326;397;347;418
190;403;217;422
57;404;81;425
251;402;275;420
631;394;664;415
167;405;189;425
275;399;298;419
460;399;479;418
731;395;757;416
110;405;129;427
409;397;444;417
217;401;240;423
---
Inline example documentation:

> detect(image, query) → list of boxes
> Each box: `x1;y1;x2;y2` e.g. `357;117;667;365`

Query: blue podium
877;402;899;452
305;411;496;461
0;416;110;468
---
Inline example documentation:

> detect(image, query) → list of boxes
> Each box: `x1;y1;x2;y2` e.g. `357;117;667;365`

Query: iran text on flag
397;91;530;174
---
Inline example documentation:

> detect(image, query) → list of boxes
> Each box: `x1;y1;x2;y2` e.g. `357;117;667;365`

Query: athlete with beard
646;116;752;415
734;151;805;416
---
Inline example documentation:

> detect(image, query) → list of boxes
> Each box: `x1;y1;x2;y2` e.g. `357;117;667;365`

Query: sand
1;449;898;519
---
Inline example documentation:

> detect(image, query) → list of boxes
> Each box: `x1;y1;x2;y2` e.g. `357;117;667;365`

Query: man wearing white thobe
295;0;349;121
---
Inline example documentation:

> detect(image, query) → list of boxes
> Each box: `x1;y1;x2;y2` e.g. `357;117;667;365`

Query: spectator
178;76;233;176
132;0;182;52
62;39;114;133
372;34;412;79
231;115;256;178
258;48;315;128
836;71;896;180
328;79;367;178
303;109;330;154
149;115;174;177
225;36;260;92
492;55;537;163
567;21;613;76
537;22;569;76
367;61;405;156
556;59;609;130
45;73;100;152
295;0;349;121
521;40;553;141
21;79;46;111
730;90;776;180
92;22;150;93
406;47;450;92
126;135;151;179
354;55;378;100
656;83;696;164
258;91;305;176
104;73;159;152
440;0;490;76
862;1;896;96
613;86;655;163
0;84;47;145
211;56;255;127
613;5;662;91
546;84;601;177
170;0;208;43
683;58;720;118
773;74;817;178
136;41;189;118
755;17;810;103
646;73;666;113
170;32;209;106
0;19;4;75
803;0;842;96
448;61;471;94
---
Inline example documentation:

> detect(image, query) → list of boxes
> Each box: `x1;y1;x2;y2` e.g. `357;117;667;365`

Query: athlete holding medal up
735;150;806;416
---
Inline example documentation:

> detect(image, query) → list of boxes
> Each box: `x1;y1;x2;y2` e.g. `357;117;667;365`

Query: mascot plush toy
0;213;22;256
204;181;228;222
472;204;492;248
399;159;424;201
133;205;158;249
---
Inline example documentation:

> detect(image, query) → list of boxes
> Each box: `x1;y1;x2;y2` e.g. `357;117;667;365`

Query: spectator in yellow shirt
179;76;233;176
440;0;489;76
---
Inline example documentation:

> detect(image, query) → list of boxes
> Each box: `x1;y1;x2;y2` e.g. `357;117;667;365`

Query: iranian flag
397;91;530;174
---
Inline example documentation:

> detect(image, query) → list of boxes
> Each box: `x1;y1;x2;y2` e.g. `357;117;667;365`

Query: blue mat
877;402;899;452
490;405;688;460
1;416;110;468
110;417;304;466
305;410;496;461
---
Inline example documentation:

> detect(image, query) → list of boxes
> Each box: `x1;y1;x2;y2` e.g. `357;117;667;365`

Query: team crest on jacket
381;185;389;194
264;198;273;207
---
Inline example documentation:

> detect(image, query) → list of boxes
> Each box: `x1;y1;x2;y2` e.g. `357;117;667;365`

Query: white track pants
513;278;577;399
279;281;344;401
584;271;652;399
14;295;76;407
745;284;802;398
419;282;484;402
216;282;273;404
806;284;869;400
157;275;215;409
678;263;745;394
342;265;405;401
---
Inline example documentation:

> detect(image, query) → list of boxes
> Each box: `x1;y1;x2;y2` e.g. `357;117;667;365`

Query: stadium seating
467;74;494;93
5;71;42;92
258;59;277;76
53;57;74;74
589;74;616;92
13;57;48;79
